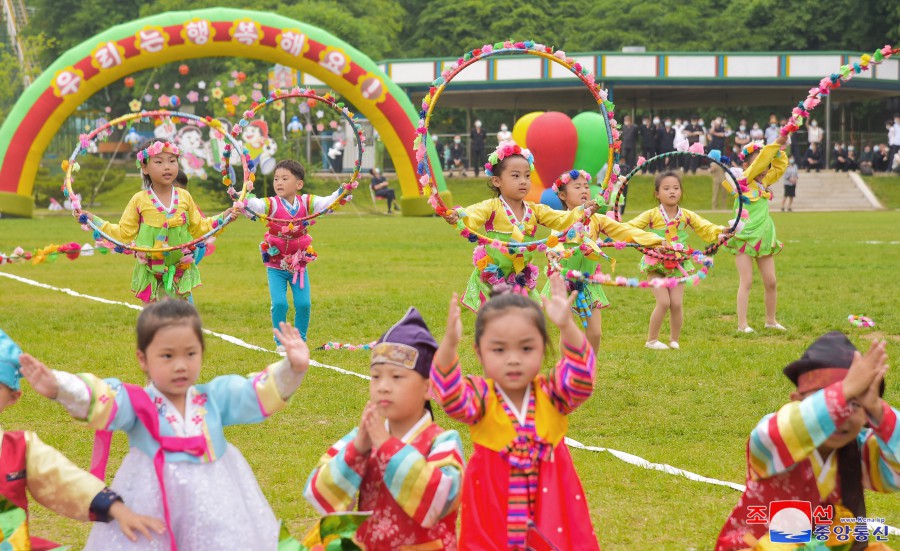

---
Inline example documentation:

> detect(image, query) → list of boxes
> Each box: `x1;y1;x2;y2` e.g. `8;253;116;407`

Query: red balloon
124;77;135;88
525;112;577;189
178;64;190;75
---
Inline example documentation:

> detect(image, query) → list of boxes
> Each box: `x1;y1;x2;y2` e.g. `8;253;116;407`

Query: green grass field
1;175;899;549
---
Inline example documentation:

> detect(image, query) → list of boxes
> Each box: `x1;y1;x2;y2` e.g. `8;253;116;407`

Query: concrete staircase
766;170;882;212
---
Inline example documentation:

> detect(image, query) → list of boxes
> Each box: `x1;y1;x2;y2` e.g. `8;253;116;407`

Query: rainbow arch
0;8;446;217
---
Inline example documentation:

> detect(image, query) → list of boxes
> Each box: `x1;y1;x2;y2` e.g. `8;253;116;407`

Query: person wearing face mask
734;120;750;150
872;144;888;172
639;116;657;173
764;113;780;145
749;122;764;141
449;135;466;177
846;144;858;171
470;120;487;177
709;117;726;152
682;116;701;174
621;115;639;169
496;123;512;143
658;118;676;169
833;142;849;172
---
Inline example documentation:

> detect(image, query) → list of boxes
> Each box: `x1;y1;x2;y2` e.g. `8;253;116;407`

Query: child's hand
18;354;59;399
858;347;889;423
109;501;165;542
541;273;577;329
363;405;391;451
582;200;599;217
443;211;459;225
224;207;239;222
546;250;561;263
353;402;376;454
273;323;310;374
76;209;93;221
442;293;463;349
842;340;888;402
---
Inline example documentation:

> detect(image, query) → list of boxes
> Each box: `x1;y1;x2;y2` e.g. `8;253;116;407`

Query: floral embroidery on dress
192;393;208;406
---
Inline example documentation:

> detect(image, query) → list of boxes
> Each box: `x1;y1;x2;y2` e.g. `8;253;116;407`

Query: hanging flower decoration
225;87;364;225
128;99;142;112
211;87;224;99
63;111;250;255
186;91;199;103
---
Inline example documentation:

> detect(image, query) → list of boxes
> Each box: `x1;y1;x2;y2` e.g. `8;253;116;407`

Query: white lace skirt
84;444;279;550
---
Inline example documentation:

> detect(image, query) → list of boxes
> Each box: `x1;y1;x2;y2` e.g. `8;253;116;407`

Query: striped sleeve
748;382;852;480
374;430;465;528
430;357;489;425
545;336;596;415
303;429;369;515
862;401;900;493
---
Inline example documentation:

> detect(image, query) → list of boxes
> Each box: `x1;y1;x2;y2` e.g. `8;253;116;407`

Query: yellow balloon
512;111;543;146
512;112;545;201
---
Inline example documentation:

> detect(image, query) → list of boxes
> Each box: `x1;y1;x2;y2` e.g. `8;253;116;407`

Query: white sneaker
765;323;787;331
275;345;286;356
645;340;670;350
737;326;755;333
669;341;680;350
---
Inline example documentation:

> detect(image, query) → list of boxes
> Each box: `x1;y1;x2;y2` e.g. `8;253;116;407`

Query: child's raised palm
443;293;463;348
541;273;576;329
18;354;59;399
273;322;310;374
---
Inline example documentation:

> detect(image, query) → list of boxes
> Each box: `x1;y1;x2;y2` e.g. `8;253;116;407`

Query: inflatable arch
0;8;446;217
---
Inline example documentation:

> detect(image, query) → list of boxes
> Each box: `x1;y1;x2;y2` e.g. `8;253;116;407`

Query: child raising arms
443;141;597;311
243;159;343;352
78;141;235;303
304;308;464;549
725;136;789;333
545;169;663;351
431;275;600;550
19;300;310;550
716;334;897;550
627;171;731;350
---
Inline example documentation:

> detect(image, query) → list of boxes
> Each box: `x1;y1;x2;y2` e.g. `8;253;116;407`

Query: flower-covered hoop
228;88;364;225
414;41;618;253
65;110;250;254
605;150;745;259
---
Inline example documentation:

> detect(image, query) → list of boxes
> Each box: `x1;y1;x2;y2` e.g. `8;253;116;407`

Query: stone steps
763;169;881;211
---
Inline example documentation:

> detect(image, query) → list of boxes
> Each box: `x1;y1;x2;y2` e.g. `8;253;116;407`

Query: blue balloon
540;188;563;210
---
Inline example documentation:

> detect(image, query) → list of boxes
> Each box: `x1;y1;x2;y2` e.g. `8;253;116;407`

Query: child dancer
244;159;343;352
716;333;896;550
18;300;310;550
304;307;464;549
443;141;597;311
0;330;163;547
78;141;235;303
431;274;600;550
544;169;664;351
627;171;731;350
725;135;789;333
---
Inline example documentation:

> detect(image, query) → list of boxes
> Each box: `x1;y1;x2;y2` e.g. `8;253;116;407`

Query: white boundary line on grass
2;270;898;536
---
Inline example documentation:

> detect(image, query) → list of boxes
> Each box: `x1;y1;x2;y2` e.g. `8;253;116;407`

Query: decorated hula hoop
414;40;618;253
228;88;364;224
601;150;744;261
65;110;249;254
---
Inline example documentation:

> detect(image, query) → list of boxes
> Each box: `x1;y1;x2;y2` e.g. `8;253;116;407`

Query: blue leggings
267;267;311;343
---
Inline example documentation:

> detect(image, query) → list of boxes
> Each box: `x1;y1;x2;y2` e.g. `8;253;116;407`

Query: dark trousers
472;147;485;175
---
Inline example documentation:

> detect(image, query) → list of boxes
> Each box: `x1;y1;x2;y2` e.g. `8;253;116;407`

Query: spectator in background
369;168;396;214
872;144;889;172
709;117;727;153
860;144;874;175
846;145;859;171
764;113;780;144
449;135;466;177
749;122;764;142
496;123;512;143
470;120;487;176
781;157;798;212
805;142;823;172
832;142;849;172
621;115;639;168
807;119;823;147
639;116;656;173
734;120;750;151
888;115;900;167
659;118;676;169
683;116;700;173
